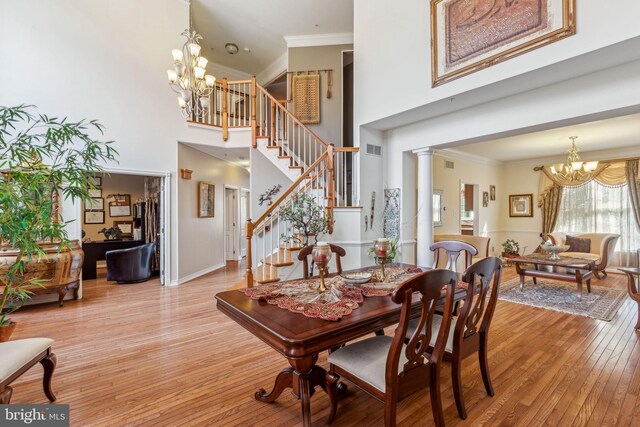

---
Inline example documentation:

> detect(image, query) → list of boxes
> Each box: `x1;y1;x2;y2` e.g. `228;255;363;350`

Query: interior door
225;188;238;261
240;190;249;257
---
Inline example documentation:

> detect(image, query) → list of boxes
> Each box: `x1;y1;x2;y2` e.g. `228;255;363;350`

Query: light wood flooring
8;265;640;426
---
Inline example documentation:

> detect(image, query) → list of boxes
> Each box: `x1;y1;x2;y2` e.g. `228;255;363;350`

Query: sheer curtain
556;180;640;266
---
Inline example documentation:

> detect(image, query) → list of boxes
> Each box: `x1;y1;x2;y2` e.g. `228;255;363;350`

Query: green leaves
0;105;119;321
279;193;329;246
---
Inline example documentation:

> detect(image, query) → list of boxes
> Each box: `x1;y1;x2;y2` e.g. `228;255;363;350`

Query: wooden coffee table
511;254;596;301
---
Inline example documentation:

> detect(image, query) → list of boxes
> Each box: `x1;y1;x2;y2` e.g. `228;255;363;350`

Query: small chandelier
550;136;599;182
166;7;215;118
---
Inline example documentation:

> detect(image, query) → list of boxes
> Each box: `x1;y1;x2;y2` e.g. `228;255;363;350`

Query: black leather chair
105;243;155;284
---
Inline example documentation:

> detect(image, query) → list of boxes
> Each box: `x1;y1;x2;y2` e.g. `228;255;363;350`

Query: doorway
224;187;240;262
460;182;479;236
342;50;354;148
239;189;250;258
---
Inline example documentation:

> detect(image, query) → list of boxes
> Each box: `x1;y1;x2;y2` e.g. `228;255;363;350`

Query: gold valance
537;159;633;207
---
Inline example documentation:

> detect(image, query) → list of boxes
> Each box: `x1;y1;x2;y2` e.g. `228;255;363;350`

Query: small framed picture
483;191;489;207
88;176;102;187
114;221;133;237
509;194;534;217
84;210;105;224
88;188;102;198
490;185;496;201
84;198;104;210
198;182;215;218
109;194;131;217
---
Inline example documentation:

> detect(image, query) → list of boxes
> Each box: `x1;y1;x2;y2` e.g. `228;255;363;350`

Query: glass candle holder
312;242;332;293
374;238;391;282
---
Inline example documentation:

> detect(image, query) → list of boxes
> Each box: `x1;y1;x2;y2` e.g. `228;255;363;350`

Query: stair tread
289;165;304;169
256;278;281;284
266;146;281;149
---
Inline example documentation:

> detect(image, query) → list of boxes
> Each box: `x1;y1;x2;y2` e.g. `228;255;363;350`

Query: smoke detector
225;43;239;55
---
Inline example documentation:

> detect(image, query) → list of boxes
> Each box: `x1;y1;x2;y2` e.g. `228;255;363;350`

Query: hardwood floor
8;265;640;426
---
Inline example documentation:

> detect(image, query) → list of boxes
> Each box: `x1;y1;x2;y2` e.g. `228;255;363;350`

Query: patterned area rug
499;277;627;321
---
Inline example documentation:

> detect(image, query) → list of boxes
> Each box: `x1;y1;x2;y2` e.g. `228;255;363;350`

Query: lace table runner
239;266;424;321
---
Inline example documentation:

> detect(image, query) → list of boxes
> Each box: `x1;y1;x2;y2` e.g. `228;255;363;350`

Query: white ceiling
184;143;250;170
449;112;640;162
193;0;354;75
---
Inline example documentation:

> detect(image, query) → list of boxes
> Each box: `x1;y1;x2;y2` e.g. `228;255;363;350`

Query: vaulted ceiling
193;0;354;75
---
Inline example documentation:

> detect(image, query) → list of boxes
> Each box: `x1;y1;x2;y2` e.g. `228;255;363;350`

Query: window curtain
626;159;640;231
540;184;563;237
556;180;640;267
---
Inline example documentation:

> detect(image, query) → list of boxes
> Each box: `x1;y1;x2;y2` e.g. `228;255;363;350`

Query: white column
414;148;434;267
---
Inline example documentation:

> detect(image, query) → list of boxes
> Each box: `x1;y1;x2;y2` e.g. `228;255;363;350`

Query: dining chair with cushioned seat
297;244;346;279
326;269;458;427
407;257;502;419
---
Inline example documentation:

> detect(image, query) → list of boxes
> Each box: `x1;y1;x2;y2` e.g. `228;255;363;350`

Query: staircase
190;77;360;287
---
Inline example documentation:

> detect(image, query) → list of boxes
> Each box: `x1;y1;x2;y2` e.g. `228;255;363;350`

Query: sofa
548;232;620;278
434;234;491;272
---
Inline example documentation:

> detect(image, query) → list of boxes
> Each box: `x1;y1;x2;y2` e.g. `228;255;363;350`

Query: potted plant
279;193;330;276
501;239;521;259
0;105;118;341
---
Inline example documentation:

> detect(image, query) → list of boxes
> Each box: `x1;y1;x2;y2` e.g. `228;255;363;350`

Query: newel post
251;76;257;148
326;144;335;234
222;77;229;141
245;219;254;287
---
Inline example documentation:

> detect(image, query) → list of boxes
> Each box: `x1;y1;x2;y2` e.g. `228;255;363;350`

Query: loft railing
187;77;359;286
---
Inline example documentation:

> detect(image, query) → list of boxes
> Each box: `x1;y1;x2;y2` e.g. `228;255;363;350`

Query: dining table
215;264;467;426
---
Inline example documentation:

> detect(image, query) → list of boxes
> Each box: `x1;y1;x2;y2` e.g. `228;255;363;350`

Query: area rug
499;277;627;321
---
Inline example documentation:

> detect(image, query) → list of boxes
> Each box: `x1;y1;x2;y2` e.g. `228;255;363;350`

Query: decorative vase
0;321;17;342
374;238;392;282
311;242;332;293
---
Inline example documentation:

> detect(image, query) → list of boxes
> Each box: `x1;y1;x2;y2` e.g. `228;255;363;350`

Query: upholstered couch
548;232;620;278
434;234;491;272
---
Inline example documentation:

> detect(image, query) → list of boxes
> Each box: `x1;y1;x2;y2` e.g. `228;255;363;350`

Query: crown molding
503;145;640;168
284;32;354;48
434;148;504;166
256;52;288;85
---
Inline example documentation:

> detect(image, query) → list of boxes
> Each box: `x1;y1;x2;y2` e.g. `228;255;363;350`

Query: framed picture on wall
84;198;104;210
490;185;496;201
88;176;102;187
430;0;576;86
109;194;131;217
88;188;102;198
483;191;489;207
198;181;215;218
84;210;105;224
114;220;133;237
509;194;534;217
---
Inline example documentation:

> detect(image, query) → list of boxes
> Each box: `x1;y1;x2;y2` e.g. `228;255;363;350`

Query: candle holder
374;238;391;282
311;242;332;293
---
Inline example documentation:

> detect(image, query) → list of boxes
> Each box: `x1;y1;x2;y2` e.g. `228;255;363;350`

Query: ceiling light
549;136;599;183
225;43;239;55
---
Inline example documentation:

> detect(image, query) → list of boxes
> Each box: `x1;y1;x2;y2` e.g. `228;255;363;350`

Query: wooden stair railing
186;77;360;286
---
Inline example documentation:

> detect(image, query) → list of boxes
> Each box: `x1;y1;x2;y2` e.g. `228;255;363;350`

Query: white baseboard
174;263;226;285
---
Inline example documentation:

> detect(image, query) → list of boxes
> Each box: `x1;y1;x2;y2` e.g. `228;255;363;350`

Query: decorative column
414;148;434;267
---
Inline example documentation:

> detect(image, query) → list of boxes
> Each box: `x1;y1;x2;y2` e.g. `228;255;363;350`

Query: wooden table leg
516;263;525;291
255;355;327;427
576;271;583;301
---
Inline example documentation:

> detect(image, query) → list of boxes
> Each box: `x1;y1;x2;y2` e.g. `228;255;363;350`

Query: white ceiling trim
257;52;288;85
208;62;252;81
284;32;353;48
435;148;504;166
502;145;640;169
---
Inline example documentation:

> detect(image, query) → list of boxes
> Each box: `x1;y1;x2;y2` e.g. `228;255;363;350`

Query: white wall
353;0;640;127
0;0;238;283
177;144;249;283
249;149;292;220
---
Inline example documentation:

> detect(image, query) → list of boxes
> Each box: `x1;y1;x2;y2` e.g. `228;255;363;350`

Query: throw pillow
566;235;591;253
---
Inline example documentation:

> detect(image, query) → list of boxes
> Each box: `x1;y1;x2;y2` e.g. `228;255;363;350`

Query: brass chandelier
550;136;599;183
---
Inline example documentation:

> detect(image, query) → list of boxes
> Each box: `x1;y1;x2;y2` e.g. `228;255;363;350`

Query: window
556;180;640;263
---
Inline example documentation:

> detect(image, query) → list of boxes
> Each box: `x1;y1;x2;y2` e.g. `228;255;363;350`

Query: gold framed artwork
509;194;534;217
114;220;133;238
430;0;576;87
198;181;215;218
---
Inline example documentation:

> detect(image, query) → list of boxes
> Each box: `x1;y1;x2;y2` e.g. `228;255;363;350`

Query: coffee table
511;254;596;301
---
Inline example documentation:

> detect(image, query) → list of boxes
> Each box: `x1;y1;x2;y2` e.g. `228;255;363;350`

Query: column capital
413;147;435;156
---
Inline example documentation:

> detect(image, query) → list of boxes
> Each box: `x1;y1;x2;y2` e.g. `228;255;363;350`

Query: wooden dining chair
431;240;478;273
326;269;458;427
297;244;346;279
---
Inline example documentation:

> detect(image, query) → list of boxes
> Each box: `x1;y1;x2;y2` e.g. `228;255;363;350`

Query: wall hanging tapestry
431;0;576;86
383;189;401;241
292;73;321;124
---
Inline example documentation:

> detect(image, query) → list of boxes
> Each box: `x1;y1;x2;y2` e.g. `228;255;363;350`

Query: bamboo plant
0;105;118;326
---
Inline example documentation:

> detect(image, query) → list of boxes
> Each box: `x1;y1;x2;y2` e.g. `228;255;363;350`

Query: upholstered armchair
106;243;155;284
548;232;620;278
